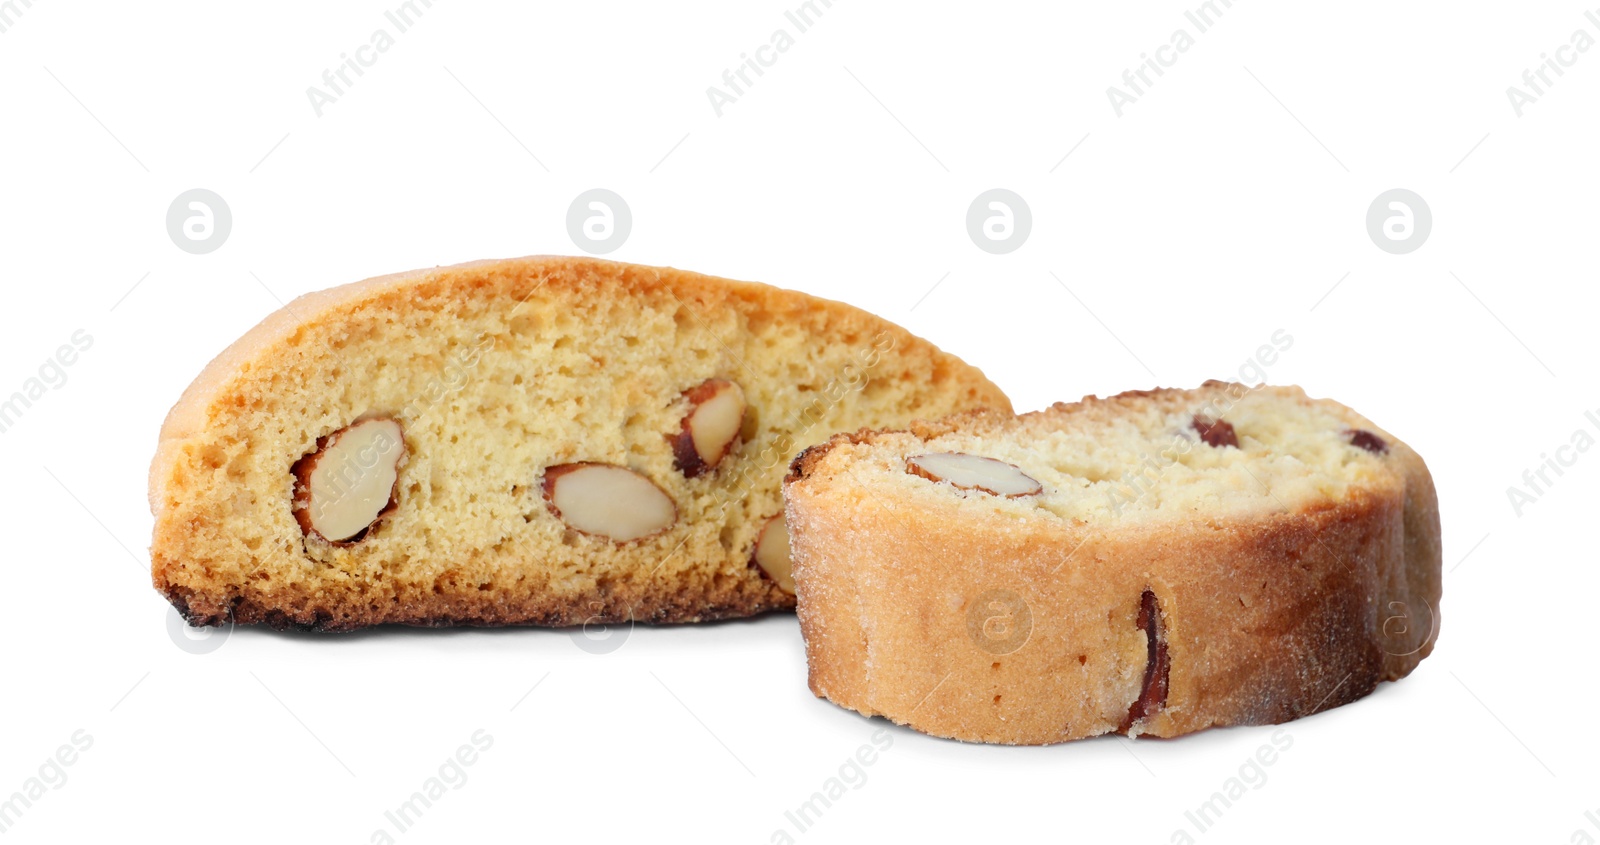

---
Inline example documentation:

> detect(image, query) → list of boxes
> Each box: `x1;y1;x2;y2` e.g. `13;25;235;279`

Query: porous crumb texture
149;256;1011;631
784;382;1441;744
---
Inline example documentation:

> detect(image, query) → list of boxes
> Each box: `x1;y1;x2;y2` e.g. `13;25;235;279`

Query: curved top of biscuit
150;255;1012;517
786;380;1411;524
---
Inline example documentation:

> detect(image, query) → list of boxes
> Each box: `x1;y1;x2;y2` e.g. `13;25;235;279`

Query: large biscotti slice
783;382;1440;744
149;256;1010;631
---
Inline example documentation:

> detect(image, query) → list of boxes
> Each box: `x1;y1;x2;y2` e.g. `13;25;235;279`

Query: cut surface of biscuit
149;256;1010;631
784;382;1441;744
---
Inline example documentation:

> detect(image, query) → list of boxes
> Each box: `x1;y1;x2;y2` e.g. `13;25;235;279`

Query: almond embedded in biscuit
1191;415;1238;448
671;379;747;477
783;381;1441;744
1120;589;1170;733
752;514;794;593
906;452;1042;498
542;462;677;542
1348;429;1388;454
292;417;406;543
147;256;1014;631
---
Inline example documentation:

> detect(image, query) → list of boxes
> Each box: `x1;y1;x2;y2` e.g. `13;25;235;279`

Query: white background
1;1;1596;842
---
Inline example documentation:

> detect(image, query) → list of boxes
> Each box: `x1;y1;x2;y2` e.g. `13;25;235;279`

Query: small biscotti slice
784;382;1440;744
150;256;1010;631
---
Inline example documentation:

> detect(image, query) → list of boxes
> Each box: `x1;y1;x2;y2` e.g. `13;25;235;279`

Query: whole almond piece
293;417;406;543
543;463;677;542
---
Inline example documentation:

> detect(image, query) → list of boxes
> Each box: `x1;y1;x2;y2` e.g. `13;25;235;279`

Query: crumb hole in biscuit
508;313;539;336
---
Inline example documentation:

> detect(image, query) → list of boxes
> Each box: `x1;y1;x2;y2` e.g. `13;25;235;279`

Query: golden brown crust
784;383;1441;744
149;256;1011;632
161;569;783;632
